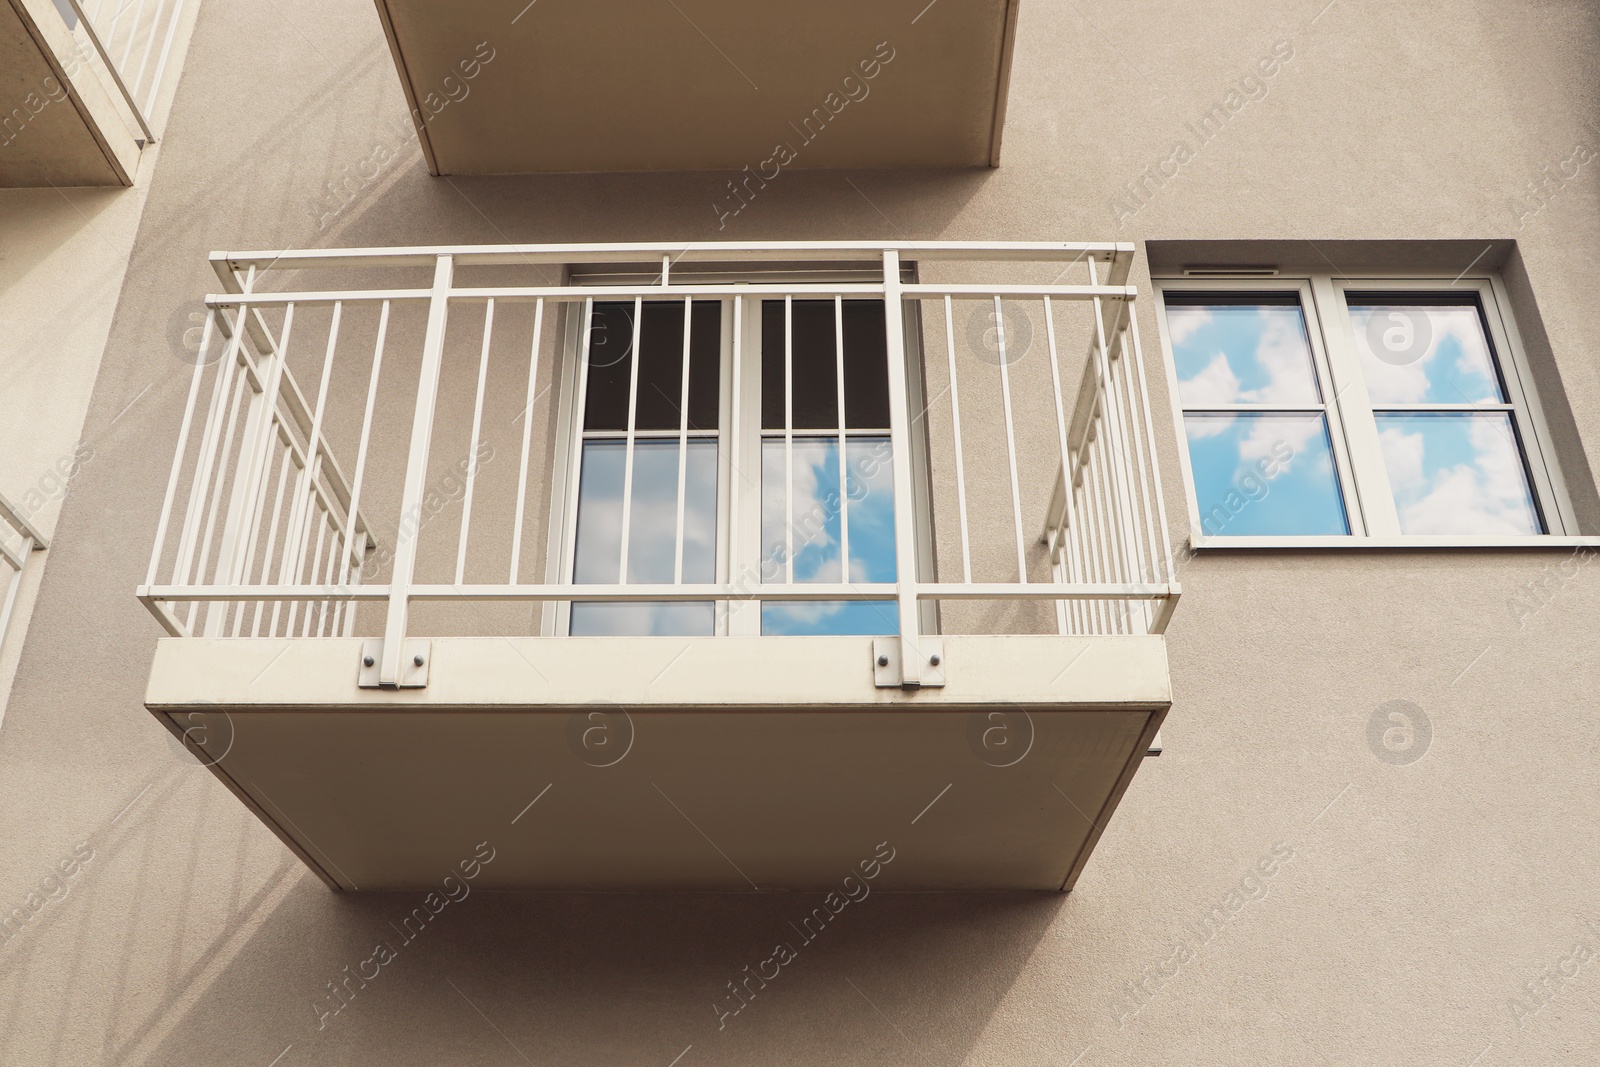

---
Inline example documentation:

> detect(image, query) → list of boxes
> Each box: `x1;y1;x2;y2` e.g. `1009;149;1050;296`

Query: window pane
761;300;837;430
1184;413;1349;536
584;301;720;432
582;303;635;431
570;440;718;636
1375;412;1542;535
688;300;721;430
1165;296;1322;406
841;301;890;429
761;300;891;431
759;437;897;635
1347;298;1505;405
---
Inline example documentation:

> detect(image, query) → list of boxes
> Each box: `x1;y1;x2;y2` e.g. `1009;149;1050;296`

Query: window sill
1189;533;1600;551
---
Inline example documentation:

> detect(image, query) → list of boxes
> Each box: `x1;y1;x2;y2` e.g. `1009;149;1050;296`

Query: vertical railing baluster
147;307;215;599
1043;296;1084;635
673;296;693;584
995;296;1028;585
251;445;293;637
341;300;391;637
380;255;454;686
881;251;923;684
617;297;644;586
942;296;972;585
1125;301;1178;629
509;299;545;586
189;372;247;634
833;295;849;583
783;296;794;585
455;299;494;587
1087;258;1142;631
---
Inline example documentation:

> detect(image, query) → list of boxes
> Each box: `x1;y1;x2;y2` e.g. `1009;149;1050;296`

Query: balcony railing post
378;254;453;687
879;250;933;688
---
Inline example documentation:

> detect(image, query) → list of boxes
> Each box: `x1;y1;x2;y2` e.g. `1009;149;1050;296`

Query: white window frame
543;273;935;636
1153;271;1594;549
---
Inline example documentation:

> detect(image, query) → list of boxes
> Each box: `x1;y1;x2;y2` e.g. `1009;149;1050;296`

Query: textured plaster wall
0;1;1597;1065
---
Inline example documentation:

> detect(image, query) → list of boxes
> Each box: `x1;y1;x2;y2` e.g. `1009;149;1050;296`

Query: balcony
1;0;183;186
371;0;1020;173
139;241;1179;891
0;493;46;655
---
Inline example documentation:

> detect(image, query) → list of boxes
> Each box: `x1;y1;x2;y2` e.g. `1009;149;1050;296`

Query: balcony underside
1;0;139;186
373;0;1019;174
148;635;1168;892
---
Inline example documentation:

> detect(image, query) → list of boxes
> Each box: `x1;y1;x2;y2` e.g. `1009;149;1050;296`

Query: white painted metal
834;296;849;580
455;300;494;587
880;250;926;686
993;296;1028;585
0;490;48;659
673;297;693;585
616;297;645;586
59;0;157;144
379;255;454;686
509;299;545;585
942;296;972;585
143;242;1181;674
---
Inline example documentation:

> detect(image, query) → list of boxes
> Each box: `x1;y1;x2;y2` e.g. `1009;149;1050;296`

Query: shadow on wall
0;763;1064;1067
141;887;1063;1067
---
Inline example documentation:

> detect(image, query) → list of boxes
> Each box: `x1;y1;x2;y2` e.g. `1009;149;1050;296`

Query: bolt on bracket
873;637;945;690
358;638;431;688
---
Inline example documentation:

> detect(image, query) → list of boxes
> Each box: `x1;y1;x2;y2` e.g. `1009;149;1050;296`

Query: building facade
1;1;1598;1064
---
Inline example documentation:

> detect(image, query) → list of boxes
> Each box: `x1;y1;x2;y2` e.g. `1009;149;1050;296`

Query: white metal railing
54;0;192;142
138;243;1179;686
0;494;48;657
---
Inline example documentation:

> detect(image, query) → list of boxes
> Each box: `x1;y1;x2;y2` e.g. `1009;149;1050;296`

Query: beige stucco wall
0;0;1598;1065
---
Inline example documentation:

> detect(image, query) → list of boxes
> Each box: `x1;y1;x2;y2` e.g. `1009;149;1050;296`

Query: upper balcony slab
373;0;1020;174
1;0;137;186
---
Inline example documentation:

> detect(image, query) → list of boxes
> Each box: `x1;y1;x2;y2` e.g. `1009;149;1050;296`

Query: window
1155;275;1578;543
553;287;916;636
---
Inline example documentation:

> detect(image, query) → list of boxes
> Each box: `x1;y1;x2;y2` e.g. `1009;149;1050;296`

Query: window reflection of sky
1168;303;1321;406
1184;414;1347;535
571;440;718;636
1169;300;1347;536
760;438;899;636
1376;413;1541;535
1348;303;1504;405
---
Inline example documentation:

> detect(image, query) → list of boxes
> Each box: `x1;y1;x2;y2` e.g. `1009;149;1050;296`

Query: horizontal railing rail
55;0;192;142
140;242;1179;686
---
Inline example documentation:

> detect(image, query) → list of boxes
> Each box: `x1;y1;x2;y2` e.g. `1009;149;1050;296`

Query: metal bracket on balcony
358;639;431;689
873;638;945;690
